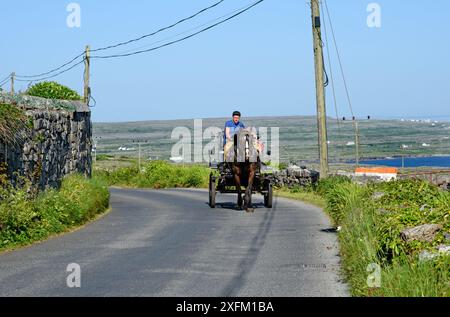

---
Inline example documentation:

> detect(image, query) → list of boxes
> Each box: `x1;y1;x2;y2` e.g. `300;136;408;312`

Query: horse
224;128;261;213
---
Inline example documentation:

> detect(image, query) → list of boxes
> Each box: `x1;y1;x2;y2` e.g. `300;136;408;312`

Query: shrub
26;81;81;101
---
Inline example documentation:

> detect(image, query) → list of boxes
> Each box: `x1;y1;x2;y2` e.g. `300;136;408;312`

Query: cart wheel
264;183;273;208
209;175;216;208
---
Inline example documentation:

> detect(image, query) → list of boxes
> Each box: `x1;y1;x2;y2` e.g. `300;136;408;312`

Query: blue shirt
224;120;245;145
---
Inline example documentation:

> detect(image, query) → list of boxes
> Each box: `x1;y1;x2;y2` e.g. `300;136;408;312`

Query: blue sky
1;0;449;122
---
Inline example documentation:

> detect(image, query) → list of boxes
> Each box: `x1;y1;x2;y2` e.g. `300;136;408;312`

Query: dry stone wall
0;92;92;189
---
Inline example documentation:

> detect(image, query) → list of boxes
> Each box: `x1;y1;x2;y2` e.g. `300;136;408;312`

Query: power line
3;0;263;90
109;2;256;56
15;59;85;83
91;0;265;59
91;0;226;53
322;0;361;166
323;0;354;118
0;74;10;85
320;1;343;160
11;1;226;80
15;52;85;79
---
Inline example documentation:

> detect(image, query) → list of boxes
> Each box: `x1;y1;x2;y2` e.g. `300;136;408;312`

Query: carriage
208;129;274;209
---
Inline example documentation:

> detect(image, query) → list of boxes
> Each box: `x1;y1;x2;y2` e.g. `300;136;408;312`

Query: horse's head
235;128;259;163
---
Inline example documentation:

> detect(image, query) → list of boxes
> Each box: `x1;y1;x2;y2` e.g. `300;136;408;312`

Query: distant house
355;167;398;181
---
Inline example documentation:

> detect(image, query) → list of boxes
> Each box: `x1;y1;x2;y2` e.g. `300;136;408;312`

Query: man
224;111;245;146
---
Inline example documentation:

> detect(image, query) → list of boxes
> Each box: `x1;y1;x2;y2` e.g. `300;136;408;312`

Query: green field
93;116;450;164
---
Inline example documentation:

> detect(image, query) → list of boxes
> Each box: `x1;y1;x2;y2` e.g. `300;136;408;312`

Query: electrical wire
313;26;329;87
15;59;85;83
11;1;227;80
2;0;264;101
0;75;10;85
88;94;97;108
323;0;355;118
91;0;264;59
320;1;343;160
91;0;226;53
323;0;361;165
109;2;255;56
0;80;9;88
15;52;85;79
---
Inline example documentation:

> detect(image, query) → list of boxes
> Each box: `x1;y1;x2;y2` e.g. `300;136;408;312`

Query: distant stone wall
399;172;450;190
0;92;92;189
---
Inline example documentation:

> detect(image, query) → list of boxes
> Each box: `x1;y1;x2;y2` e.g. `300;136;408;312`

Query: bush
26;81;81;101
0;175;109;250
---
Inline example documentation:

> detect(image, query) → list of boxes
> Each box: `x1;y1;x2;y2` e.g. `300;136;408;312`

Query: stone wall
271;165;320;188
0;92;92;189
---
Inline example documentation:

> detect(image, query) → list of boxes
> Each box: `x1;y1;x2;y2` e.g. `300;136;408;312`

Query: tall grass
279;177;450;297
325;178;449;297
0;174;109;251
0;103;31;147
94;160;210;189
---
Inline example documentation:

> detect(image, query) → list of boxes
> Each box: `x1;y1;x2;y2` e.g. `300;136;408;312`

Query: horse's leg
245;163;257;213
232;164;243;209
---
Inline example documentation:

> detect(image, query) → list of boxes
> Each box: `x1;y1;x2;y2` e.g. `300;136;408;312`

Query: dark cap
232;111;241;117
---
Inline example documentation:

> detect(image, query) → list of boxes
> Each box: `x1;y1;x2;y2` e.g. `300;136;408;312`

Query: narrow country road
0;188;348;297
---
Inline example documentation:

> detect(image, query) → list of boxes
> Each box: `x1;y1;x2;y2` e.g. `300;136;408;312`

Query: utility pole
138;141;141;172
84;45;90;104
93;136;101;164
133;140;147;173
355;120;360;167
10;72;15;95
311;0;329;178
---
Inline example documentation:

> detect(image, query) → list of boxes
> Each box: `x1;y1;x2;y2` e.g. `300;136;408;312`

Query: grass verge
277;177;449;297
275;188;326;209
94;160;210;189
0;174;110;252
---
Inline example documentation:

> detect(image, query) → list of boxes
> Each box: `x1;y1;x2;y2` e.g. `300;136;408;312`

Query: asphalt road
0;188;348;297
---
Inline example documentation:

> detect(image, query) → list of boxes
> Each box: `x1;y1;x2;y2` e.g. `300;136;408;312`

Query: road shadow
321;227;339;233
221;196;278;296
205;202;266;211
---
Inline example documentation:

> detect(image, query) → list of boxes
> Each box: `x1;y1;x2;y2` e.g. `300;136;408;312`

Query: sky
0;0;449;123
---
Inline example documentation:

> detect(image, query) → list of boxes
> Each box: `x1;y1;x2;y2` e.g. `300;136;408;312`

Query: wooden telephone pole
84;45;90;104
311;0;329;178
10;72;15;95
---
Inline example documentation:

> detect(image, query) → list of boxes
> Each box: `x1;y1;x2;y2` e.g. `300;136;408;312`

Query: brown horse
225;129;260;213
